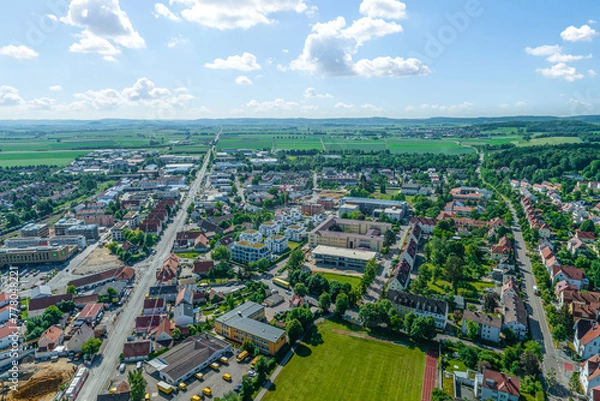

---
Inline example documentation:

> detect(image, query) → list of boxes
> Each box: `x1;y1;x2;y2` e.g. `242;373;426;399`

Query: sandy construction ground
73;246;122;275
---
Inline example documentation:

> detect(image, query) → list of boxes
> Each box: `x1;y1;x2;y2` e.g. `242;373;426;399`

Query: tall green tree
128;370;147;401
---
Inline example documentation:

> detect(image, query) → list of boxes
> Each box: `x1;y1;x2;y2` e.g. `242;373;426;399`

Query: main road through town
77;130;220;400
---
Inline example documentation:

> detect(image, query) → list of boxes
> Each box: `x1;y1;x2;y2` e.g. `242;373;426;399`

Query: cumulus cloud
335;102;354;109
406;102;474;113
235;75;253;85
304;87;333;98
49;85;63;92
61;0;145;59
153;3;180;22
0;45;39;60
289;13;427;78
29;97;56;110
0;86;24;106
167;35;189;48
244;98;299;112
524;44;562;56
536;63;584;82
589;69;597;78
205;52;261;71
361;103;383;112
546;53;592;63
359;0;407;20
561;24;598;42
167;0;308;30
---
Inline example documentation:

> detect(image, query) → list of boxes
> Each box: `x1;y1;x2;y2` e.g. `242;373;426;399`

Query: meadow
262;320;426;401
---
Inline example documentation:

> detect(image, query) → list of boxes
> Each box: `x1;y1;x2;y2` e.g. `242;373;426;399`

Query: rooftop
312;245;377;261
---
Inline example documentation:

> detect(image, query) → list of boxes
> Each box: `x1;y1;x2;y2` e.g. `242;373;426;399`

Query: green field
386;139;474;155
321;272;362;288
515;136;582;147
263;320;425;401
0;150;90;167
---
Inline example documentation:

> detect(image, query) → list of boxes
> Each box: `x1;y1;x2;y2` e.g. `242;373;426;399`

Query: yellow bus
236;350;249;363
250;356;261;369
272;278;290;289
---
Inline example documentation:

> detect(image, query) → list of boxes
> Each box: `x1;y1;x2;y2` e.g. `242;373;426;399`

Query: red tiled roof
482;369;520;397
553;266;585;281
123;341;152;358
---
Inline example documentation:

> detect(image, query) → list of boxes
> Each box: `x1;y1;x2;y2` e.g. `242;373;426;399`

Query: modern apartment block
308;216;391;251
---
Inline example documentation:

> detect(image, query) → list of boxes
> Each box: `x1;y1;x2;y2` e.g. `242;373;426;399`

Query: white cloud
301;105;318;111
49;85;63;92
29;97;56;110
361;103;383;112
0;86;24;106
0;45;39;60
244;98;298;112
153;3;181;22
525;45;562;56
546;53;591;63
69;30;121;57
590;20;598;25
335;102;354;109
304;87;333;98
359;0;407;20
500;101;526;109
281;49;289;54
354;56;430;78
407;102;474;113
589;69;597;78
169;0;308;30
48;14;59;21
167;35;189;48
561;24;598;42
61;0;145;59
235;75;253;85
71;77;194;111
536;63;584;82
290;14;427;78
205;52;261;71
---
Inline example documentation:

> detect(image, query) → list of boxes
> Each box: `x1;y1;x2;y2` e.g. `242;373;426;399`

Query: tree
552;324;568;343
6;213;19;227
287;307;314;330
294;283;308;297
466;320;479;340
520;351;541;376
383;229;396;247
172;328;182;341
580;219;596;233
286;318;304;344
444;255;464;293
409;316;436;341
254;356;269;382
335;293;349;316
286;248;305;270
431;388;452;401
81;338;102;355
66;285;77;295
241;339;255;354
212;245;231;262
318;292;331;313
483;292;500;313
128;370;147;401
215;393;242;401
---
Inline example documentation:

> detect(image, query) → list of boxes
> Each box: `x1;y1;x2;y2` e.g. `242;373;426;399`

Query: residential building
312;245;377;271
37;325;64;354
122;341;153;363
143;298;165;316
111;221;128;242
76;303;104;324
259;221;282;237
67;265;134;291
580;354;600;396
239;230;263;244
575;321;600;360
301;203;324;216
193;260;214;277
285;225;306;242
502;293;528;340
265;235;289;254
214;302;287;355
491;236;512;260
30;285;52;299
232;241;270;264
461;310;502;344
339;197;407;218
154;333;231;384
552;266;588;290
387;290;448;329
20;223;49;238
67;324;95;353
308;217;391;251
388;259;411;291
475;369;520;401
174;303;194;328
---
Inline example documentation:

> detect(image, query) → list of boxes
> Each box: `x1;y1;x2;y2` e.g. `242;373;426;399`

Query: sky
0;0;598;120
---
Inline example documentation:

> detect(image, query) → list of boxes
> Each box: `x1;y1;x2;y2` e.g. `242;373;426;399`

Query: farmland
263;320;426;401
0;150;90;167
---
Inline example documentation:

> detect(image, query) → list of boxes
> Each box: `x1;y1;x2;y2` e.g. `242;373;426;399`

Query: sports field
262;320;426;401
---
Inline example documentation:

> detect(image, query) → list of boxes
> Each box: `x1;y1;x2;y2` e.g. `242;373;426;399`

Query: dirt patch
316;190;347;200
73;246;121;275
6;360;76;401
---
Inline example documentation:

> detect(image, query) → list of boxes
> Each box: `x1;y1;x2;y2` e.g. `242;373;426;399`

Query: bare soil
73;246;121;275
6;360;76;401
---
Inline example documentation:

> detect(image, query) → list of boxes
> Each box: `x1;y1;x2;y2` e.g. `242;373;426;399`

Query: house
157;254;179;282
216;235;235;250
151;317;174;344
502;293;527;340
475;369;520;401
148;285;178;303
580;354;600;396
77;303;104;324
575;321;600;359
97;381;130;401
577;230;596;244
154;333;231;385
67;265;134;291
410;217;437;234
28;293;74;316
174;303;195;328
552;266;588;290
501;277;519;303
193;260;214;277
265;235;289;254
135;315;166;334
387;290;448;329
122;341;153;363
30;285;52;299
388;259;411;292
491;236;512;260
143;298;165;316
175;288;194;306
67;323;95;352
37;325;64;353
461;310;502;344
568;237;587;255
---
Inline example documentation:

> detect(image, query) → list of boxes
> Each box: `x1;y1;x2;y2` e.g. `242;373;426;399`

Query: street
76;131;218;400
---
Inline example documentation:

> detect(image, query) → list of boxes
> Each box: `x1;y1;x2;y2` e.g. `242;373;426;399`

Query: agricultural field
263;320;426;401
0;150;89;167
386;138;475;155
515;136;582;147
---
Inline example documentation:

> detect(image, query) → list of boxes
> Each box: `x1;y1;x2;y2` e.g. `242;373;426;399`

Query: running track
421;348;438;401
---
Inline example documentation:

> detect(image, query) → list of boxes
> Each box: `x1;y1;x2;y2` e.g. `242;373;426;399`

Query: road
478;151;570;397
77;131;219;400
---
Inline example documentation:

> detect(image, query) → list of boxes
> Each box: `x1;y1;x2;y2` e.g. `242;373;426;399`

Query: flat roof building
308;216;391;251
312;245;377;271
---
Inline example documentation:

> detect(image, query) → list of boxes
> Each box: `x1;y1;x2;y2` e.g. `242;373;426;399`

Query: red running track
421;348;439;401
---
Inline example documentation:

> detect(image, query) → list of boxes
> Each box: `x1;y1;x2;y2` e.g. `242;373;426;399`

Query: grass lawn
321;272;362;288
445;359;467;373
263;320;426;401
174;251;202;259
288;241;302;250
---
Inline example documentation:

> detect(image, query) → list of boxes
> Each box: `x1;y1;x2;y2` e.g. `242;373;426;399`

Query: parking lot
141;350;255;400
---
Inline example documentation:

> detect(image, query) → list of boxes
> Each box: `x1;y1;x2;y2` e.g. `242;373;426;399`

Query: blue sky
0;0;598;119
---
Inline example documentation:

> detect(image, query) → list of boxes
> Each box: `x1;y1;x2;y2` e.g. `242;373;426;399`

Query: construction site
2;360;75;401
